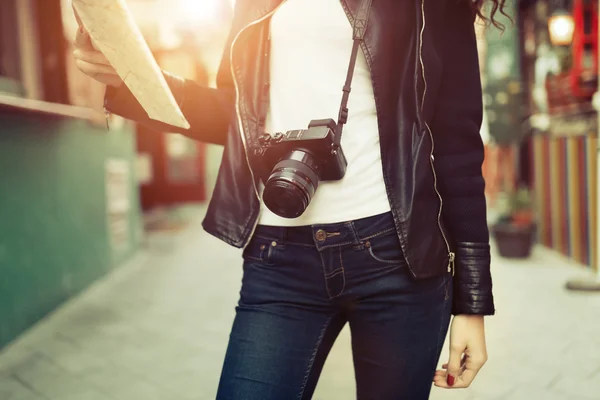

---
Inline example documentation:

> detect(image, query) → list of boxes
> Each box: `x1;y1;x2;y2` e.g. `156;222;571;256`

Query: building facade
483;0;598;270
0;0;142;349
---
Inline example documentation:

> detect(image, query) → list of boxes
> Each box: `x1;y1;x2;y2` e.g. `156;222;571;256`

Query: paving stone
0;375;47;400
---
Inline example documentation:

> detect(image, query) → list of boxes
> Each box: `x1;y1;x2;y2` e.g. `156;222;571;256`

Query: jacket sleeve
104;70;234;146
430;0;495;316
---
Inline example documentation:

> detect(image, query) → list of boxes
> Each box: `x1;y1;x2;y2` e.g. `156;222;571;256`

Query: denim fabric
216;212;452;400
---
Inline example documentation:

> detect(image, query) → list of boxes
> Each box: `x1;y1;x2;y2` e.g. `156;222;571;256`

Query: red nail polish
447;375;455;386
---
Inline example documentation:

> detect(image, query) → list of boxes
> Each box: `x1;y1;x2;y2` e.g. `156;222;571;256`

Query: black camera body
255;118;348;218
257;118;347;181
249;0;371;219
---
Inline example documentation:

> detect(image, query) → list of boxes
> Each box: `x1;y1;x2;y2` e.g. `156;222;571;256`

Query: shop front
519;0;598;269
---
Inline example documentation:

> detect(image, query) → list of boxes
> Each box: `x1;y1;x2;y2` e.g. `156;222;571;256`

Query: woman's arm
72;4;235;146
430;0;495;316
104;72;234;146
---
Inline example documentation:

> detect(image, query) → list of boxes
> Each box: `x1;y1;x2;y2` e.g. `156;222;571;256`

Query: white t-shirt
258;0;390;226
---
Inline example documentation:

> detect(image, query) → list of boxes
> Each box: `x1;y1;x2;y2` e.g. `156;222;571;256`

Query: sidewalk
1;206;600;400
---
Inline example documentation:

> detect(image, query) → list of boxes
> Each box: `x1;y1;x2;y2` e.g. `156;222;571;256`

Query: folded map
72;0;190;129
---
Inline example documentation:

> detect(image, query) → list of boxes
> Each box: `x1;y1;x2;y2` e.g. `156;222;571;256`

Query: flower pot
491;221;536;258
511;210;534;226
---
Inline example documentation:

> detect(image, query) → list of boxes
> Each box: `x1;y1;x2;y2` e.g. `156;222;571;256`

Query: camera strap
257;0;373;149
335;0;373;149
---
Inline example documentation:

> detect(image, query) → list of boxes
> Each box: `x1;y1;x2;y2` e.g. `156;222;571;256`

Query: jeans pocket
359;229;405;267
242;236;284;266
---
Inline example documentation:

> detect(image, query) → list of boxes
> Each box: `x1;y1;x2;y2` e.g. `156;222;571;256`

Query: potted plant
491;187;536;258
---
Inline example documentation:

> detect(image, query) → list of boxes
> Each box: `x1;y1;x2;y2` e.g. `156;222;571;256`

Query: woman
74;0;504;398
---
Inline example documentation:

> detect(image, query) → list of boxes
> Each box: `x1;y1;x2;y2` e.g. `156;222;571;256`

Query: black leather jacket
106;0;495;316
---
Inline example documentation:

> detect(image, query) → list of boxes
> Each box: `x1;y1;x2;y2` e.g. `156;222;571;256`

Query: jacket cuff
104;82;145;120
452;242;495;316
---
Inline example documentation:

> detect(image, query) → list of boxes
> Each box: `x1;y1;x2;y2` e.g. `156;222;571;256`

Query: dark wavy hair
471;0;511;29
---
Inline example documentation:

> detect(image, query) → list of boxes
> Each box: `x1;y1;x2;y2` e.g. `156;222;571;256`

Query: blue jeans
217;212;452;400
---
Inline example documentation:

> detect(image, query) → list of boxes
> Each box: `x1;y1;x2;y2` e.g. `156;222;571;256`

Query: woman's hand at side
433;315;488;389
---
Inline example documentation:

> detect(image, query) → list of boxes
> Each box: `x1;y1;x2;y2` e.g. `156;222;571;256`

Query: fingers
73;48;111;66
433;366;480;389
433;352;487;389
445;344;463;387
74;53;122;87
71;10;122;87
456;369;478;387
93;73;124;87
441;357;466;371
75;59;116;76
459;351;486;386
72;4;83;27
74;26;94;50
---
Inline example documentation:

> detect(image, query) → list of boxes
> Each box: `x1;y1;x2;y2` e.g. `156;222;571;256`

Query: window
0;0;23;94
0;0;95;120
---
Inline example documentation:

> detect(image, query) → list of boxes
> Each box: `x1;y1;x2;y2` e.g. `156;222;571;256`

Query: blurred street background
1;0;600;399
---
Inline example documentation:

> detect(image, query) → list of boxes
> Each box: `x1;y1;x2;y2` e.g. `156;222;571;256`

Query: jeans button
315;229;327;242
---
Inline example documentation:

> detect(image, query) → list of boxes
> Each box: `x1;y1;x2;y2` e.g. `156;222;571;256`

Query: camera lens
263;149;321;218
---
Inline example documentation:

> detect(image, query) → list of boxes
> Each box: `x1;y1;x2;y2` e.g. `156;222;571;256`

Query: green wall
0;111;142;349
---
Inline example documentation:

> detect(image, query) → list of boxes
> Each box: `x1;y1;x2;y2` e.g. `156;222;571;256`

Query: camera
255;118;347;219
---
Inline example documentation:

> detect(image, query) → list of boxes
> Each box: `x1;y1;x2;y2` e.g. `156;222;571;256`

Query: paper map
72;0;190;129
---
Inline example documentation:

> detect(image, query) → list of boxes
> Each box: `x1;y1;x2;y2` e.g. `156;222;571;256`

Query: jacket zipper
230;4;286;246
231;0;456;268
419;0;455;276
